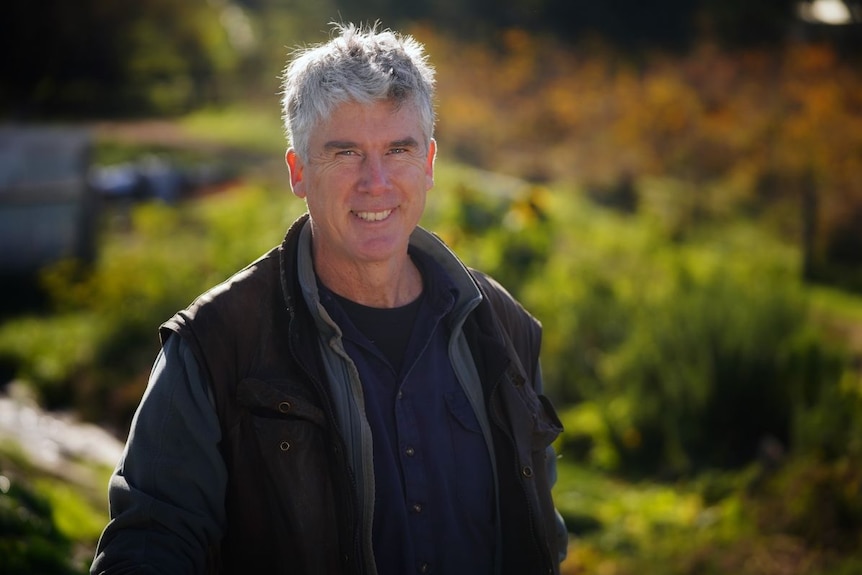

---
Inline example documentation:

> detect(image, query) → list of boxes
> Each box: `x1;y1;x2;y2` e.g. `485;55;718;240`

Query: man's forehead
310;101;427;146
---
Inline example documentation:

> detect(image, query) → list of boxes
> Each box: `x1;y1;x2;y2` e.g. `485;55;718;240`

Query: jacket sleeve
471;268;568;564
91;336;227;574
536;363;569;563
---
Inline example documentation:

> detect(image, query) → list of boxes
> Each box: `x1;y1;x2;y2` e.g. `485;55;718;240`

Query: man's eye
336;150;358;156
390;148;407;154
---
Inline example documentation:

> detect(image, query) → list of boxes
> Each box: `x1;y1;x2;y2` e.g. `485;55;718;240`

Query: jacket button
280;441;291;451
278;401;292;413
521;465;534;478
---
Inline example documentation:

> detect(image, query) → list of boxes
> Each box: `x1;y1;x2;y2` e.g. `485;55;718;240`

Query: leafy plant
0;469;84;575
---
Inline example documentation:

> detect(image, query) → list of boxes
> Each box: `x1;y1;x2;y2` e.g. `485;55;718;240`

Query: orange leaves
414;25;862;251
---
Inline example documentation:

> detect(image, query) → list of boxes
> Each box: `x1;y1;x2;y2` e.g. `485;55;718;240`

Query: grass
554;454;862;575
0;313;103;404
809;285;862;328
34;474;110;543
181;104;286;154
554;460;753;573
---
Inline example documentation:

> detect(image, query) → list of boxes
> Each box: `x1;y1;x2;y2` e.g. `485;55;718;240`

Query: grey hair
281;23;436;159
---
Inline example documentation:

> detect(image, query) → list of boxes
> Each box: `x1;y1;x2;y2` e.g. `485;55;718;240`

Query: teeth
354;209;392;222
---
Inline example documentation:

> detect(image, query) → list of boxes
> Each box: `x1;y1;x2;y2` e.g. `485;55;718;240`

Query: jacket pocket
533;394;563;450
237;377;327;425
500;368;563;451
235;377;332;472
233;377;342;566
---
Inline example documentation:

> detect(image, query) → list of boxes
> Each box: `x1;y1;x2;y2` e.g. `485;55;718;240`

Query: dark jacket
160;214;564;574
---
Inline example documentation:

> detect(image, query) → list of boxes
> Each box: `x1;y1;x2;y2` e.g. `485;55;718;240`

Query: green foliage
753;457;862;552
0;440;110;575
555;401;621;471
3;0;240;117
0;185;303;429
34;478;108;545
0;471;84;575
556;457;862;575
554;460;755;573
791;361;862;462
0;314;103;409
598;265;807;473
181;106;287;154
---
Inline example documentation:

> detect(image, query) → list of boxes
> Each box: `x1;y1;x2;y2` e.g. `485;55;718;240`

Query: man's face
287;99;436;274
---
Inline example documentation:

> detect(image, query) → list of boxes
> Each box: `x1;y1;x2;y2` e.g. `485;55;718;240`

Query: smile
353;209;393;222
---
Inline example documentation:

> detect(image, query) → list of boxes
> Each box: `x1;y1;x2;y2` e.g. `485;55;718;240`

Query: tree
1;0;236;118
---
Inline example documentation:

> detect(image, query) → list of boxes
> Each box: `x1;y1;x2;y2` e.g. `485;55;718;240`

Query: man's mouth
353;209;393;222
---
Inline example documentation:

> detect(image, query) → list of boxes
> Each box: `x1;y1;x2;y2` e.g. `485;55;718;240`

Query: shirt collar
295;218;483;335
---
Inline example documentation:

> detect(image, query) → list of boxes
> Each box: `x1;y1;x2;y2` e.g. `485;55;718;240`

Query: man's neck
315;252;423;309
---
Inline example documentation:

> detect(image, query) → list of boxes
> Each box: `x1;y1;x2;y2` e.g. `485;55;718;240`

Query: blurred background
1;1;862;573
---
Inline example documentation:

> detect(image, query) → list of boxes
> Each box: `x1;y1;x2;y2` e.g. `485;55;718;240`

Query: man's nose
359;155;390;193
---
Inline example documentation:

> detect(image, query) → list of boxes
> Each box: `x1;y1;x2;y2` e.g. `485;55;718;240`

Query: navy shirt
319;249;496;575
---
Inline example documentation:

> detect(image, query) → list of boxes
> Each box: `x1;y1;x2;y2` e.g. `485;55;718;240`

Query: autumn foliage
419;28;862;283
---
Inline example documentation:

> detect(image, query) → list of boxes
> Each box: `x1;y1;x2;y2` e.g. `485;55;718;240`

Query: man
92;23;566;575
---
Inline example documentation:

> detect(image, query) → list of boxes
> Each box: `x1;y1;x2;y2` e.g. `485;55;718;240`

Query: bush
518;184;854;476
751;456;862;554
601;265;809;474
0;473;83;575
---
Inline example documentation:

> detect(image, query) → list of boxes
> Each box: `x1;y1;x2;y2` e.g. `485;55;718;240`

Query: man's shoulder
191;247;283;312
161;246;283;341
468;269;540;331
468;269;543;381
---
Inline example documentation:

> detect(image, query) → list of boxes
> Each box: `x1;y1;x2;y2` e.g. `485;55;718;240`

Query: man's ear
286;148;306;198
425;138;437;190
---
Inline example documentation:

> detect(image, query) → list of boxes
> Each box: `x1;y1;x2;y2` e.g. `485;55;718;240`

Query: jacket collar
278;213;484;334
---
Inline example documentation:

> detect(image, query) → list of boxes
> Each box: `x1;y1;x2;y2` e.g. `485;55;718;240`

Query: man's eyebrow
323;140;358;151
391;137;420;148
322;137;420;151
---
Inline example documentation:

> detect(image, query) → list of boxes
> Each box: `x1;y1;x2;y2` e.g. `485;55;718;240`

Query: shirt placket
395;390;433;573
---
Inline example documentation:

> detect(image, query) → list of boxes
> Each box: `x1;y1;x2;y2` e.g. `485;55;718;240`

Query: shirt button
405;446;415;456
397;390;404;399
412;503;423;513
418;562;431;573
